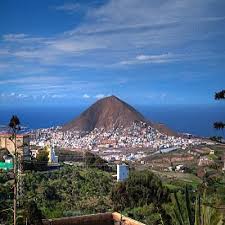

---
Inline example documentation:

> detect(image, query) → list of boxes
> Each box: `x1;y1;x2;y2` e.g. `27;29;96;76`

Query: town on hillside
1;0;225;224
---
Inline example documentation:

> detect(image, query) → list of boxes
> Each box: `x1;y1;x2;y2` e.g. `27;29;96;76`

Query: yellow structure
0;134;31;160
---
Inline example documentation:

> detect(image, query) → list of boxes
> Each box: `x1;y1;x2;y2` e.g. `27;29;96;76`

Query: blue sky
0;0;225;106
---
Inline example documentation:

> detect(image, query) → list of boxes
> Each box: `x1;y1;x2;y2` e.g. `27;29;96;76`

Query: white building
48;145;58;163
117;164;129;182
3;155;13;164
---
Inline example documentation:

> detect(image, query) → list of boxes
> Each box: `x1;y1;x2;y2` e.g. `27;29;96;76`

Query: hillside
62;95;177;136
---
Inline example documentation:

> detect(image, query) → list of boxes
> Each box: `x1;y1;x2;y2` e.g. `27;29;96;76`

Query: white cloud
54;3;80;13
52;94;65;98
0;92;28;99
3;33;27;41
119;51;225;66
82;93;111;99
83;94;90;99
18;93;28;98
50;38;107;53
136;55;152;61
0;76;62;85
136;53;172;61
120;53;176;65
0;0;224;71
95;94;105;99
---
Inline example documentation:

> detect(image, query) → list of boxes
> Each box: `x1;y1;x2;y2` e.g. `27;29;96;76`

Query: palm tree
214;90;225;131
172;187;225;225
214;122;225;130
215;90;225;100
9;115;21;132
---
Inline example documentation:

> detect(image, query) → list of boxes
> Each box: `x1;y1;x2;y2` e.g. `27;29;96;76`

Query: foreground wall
42;212;145;225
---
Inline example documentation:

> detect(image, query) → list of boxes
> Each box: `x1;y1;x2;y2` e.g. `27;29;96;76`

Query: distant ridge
62;95;177;136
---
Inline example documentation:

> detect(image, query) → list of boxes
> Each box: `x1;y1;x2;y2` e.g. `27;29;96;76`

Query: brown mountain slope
62;95;177;136
152;123;178;137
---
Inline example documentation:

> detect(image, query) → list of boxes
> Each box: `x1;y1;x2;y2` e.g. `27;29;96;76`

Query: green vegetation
111;170;171;224
152;170;202;189
36;148;49;163
169;188;224;225
24;149;49;171
0;173;13;224
1;163;225;225
111;170;169;209
23;201;43;225
23;166;113;218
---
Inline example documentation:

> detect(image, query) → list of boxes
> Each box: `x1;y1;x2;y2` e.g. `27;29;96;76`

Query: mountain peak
62;96;177;136
62;95;146;132
107;95;117;99
99;95;121;102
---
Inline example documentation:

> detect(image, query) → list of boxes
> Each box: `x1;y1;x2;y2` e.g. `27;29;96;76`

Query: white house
117;164;129;182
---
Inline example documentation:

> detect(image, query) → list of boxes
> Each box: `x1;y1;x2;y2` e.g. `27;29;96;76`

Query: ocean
0;104;224;138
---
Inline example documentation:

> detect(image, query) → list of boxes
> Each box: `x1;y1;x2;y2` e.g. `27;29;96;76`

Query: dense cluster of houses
32;122;207;153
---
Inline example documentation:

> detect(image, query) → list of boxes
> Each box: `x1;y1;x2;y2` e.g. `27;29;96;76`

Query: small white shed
117;164;129;181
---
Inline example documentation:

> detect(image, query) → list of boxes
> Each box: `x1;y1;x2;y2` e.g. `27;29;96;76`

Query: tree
24;148;49;171
111;170;169;211
35;149;49;171
8;115;21;225
43;184;61;201
24;201;43;225
0;176;14;224
214;90;225;130
0;148;10;161
171;187;225;225
36;149;49;163
84;151;110;171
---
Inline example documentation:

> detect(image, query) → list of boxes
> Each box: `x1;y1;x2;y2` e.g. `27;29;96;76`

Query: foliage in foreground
23;166;113;218
111;170;171;224
1;166;225;225
168;187;225;225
